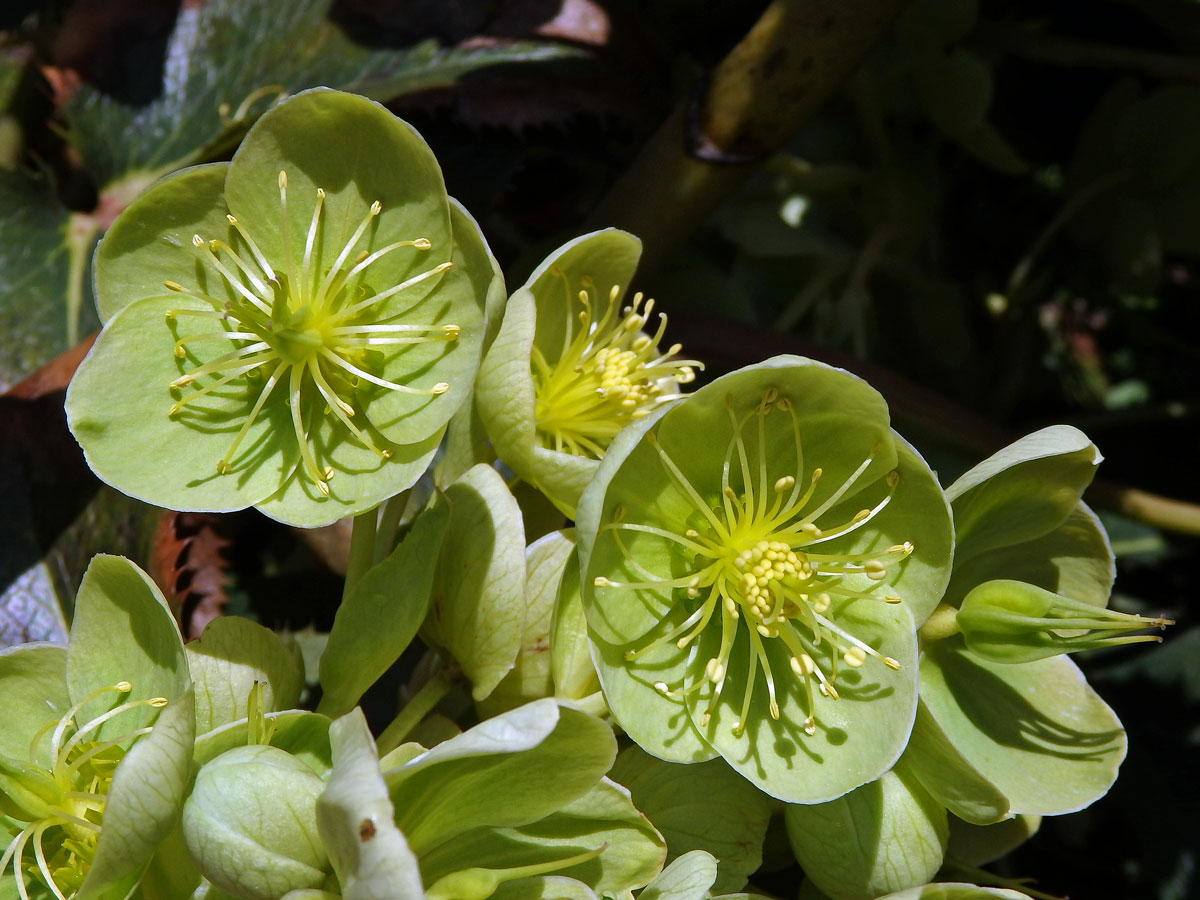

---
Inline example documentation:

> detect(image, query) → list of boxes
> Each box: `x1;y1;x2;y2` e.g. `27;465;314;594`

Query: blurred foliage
0;0;1197;898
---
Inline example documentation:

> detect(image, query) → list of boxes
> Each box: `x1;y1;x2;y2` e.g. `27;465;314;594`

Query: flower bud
183;745;331;900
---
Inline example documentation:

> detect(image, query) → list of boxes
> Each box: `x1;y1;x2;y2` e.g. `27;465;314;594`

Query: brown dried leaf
150;510;232;639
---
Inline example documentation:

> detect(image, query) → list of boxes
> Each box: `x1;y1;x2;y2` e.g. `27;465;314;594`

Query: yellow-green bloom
576;356;953;802
477;229;699;516
67;89;494;527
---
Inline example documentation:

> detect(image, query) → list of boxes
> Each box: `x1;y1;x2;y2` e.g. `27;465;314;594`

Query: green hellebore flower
0;556;193;900
66;88;493;527
576;356;954;803
477;229;701;516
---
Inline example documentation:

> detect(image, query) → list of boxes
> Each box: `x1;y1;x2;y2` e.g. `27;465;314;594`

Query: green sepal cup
67;88;494;527
576;355;954;803
476;229;701;517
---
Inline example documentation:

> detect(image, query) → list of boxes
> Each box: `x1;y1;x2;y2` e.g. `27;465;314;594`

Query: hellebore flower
576;356;953;803
477;229;700;516
66;88;492;527
0;556;193;900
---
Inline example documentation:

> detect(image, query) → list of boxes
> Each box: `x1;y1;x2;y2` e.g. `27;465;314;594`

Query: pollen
163;169;460;492
531;275;703;458
595;387;913;738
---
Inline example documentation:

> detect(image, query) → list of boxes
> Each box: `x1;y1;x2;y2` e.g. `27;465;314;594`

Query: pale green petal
479;529;576;716
225;88;452;307
692;599;918;803
609;746;770;894
0;643;68;763
636;851;718;900
871;885;1033;900
386;700;615;857
67;555;189;737
423;464;526;701
919;639;1125;815
946;426;1100;566
93;163;233;322
318;710;424;900
549;546;601;702
947;814;1041;866
902;701;1009;825
78;690;196;900
943;502;1113;609
65;294;293;513
417;777;665;899
188;616;305;734
786;765;947;900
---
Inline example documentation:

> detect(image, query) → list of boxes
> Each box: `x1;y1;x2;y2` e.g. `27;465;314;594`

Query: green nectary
576;356;954;803
66;88;494;527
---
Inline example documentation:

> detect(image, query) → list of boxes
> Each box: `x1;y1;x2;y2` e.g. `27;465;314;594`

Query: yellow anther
115;681;133;692
164;280;184;292
653;682;669;694
706;659;725;683
149;697;169;708
864;560;887;581
431;383;450;394
594;576;612;587
844;646;867;667
413;238;432;250
369;200;382;216
774;475;795;493
883;657;901;670
803;715;816;735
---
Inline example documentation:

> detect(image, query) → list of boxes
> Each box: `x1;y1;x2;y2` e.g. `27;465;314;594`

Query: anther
431;383;450;394
883;657;901;670
864;560;887;581
774;475;795;493
844;646;867;667
594;576;612;587
413;238;432;250
653;682;669;694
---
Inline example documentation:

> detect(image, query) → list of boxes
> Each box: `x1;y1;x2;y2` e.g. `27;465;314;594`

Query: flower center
532;271;701;458
1;682;169;899
163;170;459;495
593;389;912;738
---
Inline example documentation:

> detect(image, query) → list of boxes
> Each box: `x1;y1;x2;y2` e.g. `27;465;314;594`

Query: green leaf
0;170;95;389
67;555;189;738
187;615;305;734
318;501;449;718
636;851;718;900
385;699;616;858
946;426;1101;568
317;709;425;900
479;529;576;716
785;765;948;900
423;464;526;701
78;689;196;900
609;746;771;895
63;0;582;189
418;777;665;899
919;639;1125;815
0;642;69;761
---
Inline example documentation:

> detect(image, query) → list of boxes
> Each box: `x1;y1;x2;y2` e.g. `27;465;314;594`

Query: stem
586;0;910;278
343;510;377;600
376;670;457;756
940;859;1065;900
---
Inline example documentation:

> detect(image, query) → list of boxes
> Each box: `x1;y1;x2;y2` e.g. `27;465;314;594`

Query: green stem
376;670;457;756
343;510;377;600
